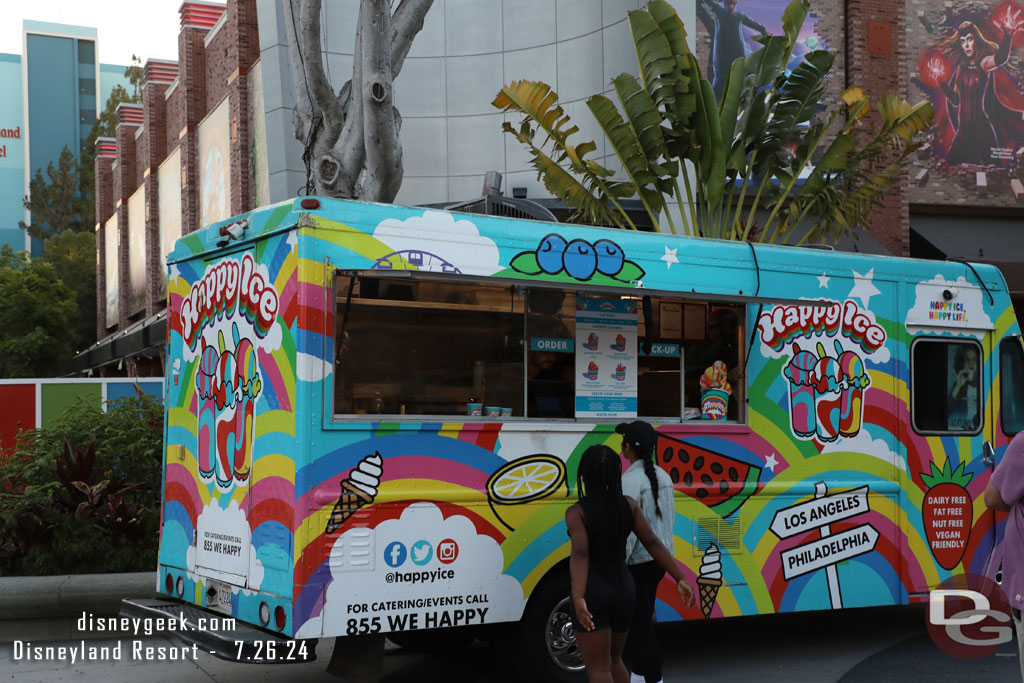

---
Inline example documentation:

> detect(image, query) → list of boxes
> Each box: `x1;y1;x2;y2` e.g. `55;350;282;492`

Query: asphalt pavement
0;603;1019;682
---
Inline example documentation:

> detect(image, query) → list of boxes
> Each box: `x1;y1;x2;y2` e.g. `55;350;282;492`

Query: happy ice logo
180;253;279;350
758;300;885;443
195;323;262;489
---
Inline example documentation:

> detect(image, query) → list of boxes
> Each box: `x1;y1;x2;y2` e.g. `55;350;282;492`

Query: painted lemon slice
487;454;567;505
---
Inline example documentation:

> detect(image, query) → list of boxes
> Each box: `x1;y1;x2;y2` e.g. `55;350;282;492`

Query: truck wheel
512;570;586;682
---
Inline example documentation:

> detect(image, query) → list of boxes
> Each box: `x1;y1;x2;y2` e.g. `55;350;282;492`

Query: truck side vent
694;515;744;555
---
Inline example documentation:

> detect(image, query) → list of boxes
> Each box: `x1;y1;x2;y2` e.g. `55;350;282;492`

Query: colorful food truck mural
138;197;1021;681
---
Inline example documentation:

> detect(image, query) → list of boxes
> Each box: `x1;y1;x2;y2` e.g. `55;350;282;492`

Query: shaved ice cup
785;346;819;438
701;389;729;420
835;341;870;438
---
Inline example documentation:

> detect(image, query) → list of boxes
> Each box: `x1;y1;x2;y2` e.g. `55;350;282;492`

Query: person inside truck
948;344;980;430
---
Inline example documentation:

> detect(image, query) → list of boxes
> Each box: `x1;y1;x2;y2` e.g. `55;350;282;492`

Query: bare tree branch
391;0;435;78
361;0;402;201
286;0;435;200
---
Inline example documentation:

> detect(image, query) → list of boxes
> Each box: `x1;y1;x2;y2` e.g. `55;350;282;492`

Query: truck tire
510;569;586;683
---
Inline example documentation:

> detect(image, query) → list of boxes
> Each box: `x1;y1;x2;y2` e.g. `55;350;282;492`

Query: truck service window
333;273;744;421
334;275;525;416
912;339;983;434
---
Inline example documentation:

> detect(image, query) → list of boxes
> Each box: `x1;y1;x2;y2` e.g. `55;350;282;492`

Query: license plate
207;579;234;612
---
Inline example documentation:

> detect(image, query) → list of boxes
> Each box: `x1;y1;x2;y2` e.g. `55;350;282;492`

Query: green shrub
0;390;163;576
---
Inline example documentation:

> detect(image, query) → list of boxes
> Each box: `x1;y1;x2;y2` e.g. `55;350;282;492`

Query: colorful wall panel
158;147;183;300
0;384;36;453
0;380;165;447
197;97;231;229
128;186;147;314
105;215;119;326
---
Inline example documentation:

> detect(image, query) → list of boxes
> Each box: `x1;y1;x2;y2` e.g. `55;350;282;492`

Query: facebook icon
384;541;407;568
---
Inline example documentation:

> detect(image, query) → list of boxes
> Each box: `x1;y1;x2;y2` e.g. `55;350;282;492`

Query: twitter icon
410;540;433;566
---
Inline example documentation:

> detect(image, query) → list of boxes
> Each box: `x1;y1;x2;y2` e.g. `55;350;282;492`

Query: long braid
576;445;627;569
639;445;662;518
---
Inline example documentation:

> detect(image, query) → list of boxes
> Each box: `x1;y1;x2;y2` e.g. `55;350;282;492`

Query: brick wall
143;67;174;317
95;145;115;338
92;0;261;344
206;21;234;112
847;0;910;255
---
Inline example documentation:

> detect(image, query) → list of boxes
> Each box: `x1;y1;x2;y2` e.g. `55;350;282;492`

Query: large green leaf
587;94;665;216
628;9;678;115
493;81;579;160
499;121;625;227
684;55;725;214
780;0;810;68
718;59;746;172
614;74;673;175
645;0;696;127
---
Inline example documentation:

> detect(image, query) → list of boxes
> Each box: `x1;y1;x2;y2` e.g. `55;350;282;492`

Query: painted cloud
372;211;501;275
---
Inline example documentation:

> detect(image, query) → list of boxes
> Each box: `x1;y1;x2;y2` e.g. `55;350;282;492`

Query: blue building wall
0;54;24;252
0;22;130;254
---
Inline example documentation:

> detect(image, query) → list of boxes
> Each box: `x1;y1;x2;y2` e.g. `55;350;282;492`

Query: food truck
127;196;1021;680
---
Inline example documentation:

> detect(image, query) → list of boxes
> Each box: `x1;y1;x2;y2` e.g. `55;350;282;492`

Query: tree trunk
285;0;434;201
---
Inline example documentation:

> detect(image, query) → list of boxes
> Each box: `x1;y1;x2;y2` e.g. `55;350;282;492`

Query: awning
72;311;166;374
911;216;1024;294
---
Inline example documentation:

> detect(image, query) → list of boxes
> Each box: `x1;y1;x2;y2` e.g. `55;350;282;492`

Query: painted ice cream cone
698;543;723;618
325;452;383;534
698;576;723;618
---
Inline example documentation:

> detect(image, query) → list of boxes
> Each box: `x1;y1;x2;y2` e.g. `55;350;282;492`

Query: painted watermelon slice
656;433;761;517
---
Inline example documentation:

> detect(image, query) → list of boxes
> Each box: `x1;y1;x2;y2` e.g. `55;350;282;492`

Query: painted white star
764;453;779;473
849;268;881;307
661;246;679;269
169;264;181;281
817;273;830;288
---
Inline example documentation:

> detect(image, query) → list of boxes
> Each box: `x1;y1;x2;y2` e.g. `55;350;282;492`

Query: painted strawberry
921;460;974;570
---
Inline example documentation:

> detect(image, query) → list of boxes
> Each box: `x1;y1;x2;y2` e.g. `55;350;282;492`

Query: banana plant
493;0;933;245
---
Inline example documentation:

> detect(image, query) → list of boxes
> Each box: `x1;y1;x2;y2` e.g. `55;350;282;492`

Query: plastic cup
500;407;513;417
466;403;482;416
485;406;502;417
701;389;729;420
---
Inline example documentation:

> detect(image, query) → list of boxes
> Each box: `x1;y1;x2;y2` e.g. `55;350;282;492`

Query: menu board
574;297;638;418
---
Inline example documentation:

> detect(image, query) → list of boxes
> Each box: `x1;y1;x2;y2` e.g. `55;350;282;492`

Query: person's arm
621;472;642;559
740;13;767;34
989;434;1024;513
565;505;595;631
700;0;725;20
628;497;696;607
985;479;1011;511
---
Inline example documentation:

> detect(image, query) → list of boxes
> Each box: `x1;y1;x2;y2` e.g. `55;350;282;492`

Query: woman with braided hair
566;444;693;683
617;420;678;683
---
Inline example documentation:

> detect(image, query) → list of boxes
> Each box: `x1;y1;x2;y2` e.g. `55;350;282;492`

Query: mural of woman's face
960;32;975;58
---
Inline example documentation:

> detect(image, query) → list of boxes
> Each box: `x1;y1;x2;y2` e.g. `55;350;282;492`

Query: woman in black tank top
566;445;696;683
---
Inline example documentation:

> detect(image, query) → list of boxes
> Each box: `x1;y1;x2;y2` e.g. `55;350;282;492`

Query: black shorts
570;569;635;633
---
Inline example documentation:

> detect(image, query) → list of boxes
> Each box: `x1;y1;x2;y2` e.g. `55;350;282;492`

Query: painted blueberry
563;239;598;280
593;239;625;276
537;234;568;274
